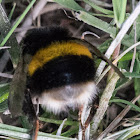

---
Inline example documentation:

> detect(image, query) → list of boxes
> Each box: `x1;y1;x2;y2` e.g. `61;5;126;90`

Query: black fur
22;26;71;55
27;55;95;94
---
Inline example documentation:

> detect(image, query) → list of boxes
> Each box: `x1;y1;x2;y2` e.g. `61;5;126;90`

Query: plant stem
91;73;120;135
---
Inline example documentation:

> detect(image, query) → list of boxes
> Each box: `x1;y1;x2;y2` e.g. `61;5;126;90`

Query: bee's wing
73;39;125;79
8;54;32;117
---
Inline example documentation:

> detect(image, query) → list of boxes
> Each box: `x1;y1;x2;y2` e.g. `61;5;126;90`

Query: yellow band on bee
28;41;93;76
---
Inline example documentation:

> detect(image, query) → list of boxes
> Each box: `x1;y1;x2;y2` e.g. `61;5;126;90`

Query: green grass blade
83;0;113;15
39;117;79;126
0;83;9;89
53;0;134;47
129;135;140;140
0;83;9;103
0;123;77;140
112;0;127;27
53;0;85;11
119;52;139;62
61;127;79;137
110;99;140;112
91;13;113;18
134;56;140;105
0;92;9;103
112;0;119;25
103;123;140;140
0;100;8;112
53;0;116;37
118;0;127;25
0;4;19;65
124;72;140;78
8;2;16;21
75;11;116;38
0;83;9;112
117;128;140;140
0;0;36;47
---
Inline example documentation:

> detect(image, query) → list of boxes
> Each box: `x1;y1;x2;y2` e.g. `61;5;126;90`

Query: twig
96;1;140;78
130;0;137;73
0;136;13;140
40;3;62;15
78;105;84;140
0;46;11;50
16;0;47;43
56;118;67;136
37;15;41;27
129;30;137;73
78;122;82;140
97;94;140;140
102;123;140;140
91;73;120;135
78;104;91;140
0;72;13;79
107;42;121;81
14;26;34;32
81;104;91;140
81;31;100;39
90;0;113;8
63;9;76;20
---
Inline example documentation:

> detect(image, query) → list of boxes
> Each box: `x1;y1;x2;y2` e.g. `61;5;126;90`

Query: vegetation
0;0;140;139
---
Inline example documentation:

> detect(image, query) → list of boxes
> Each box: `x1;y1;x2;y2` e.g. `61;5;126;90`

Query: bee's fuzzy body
23;27;97;114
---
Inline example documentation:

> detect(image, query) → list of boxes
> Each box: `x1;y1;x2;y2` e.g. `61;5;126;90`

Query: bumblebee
21;26;97;114
8;26;124;140
9;26;124;117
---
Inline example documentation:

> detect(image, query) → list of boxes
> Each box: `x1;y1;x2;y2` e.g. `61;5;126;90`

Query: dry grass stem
81;31;100;39
108;43;121;81
130;1;137;73
16;0;47;43
40;3;62;15
0;46;11;50
96;1;140;78
97;94;140;140
56;118;67;136
91;73;120;135
96;41;140;85
0;72;13;79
